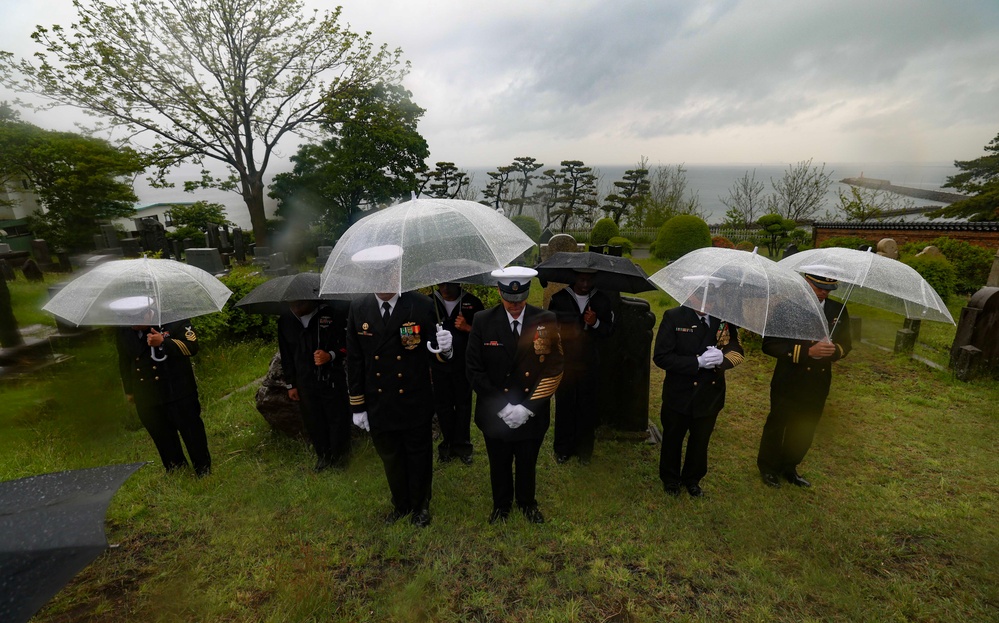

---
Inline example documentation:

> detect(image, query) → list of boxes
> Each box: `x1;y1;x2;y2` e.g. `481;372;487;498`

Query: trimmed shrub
819;235;877;250
900;237;993;294
712;235;735;249
735;240;756;252
510;215;542;242
903;254;956;303
607;236;633;256
590;218;620;247
652;215;711;261
195;269;279;345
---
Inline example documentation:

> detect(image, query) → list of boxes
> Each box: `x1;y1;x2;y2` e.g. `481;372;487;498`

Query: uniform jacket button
398;373;403;378
693;381;698;386
154;376;160;381
374;355;380;361
399;389;404;394
376;373;381;377
524;372;530;377
397;355;402;361
378;388;383;393
504;388;509;393
152;365;157;370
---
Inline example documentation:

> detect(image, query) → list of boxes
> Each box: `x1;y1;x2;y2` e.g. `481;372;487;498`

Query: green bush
735;240;756;252
167;225;204;244
589;218;620;247
510;215;542;242
651;215;711;261
606;236;634;256
903;254;956;303
195;269;279;345
899;237;993;294
819;235;877;250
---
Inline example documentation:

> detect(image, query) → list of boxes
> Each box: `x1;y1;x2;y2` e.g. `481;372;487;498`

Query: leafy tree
417;162;471;199
765;159;833;221
547;160;598;232
756;213;797;257
0;116;143;251
927;131;999;221
268;83;429;237
510;215;541;243
168;201;231;232
721;169;766;228
603;158;651;225
481;165;516;214
836;186;913;222
508;156;543;217
0;0;407;248
630;163;701;228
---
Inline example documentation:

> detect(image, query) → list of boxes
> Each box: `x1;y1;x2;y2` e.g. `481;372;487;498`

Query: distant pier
840;177;967;204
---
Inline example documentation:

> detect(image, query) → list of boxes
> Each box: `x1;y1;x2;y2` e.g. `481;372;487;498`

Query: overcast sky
2;0;998;170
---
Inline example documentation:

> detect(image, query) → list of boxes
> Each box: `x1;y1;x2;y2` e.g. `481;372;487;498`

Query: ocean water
135;161;959;230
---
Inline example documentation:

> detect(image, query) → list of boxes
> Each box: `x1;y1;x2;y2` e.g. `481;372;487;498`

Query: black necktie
382;301;391;323
511;319;519;336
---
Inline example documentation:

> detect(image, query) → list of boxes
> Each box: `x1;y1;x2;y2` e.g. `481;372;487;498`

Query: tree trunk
245;176;269;249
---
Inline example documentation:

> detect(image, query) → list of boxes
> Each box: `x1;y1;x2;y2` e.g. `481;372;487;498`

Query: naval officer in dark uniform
278;298;351;472
653;293;744;498
547;269;614;464
345;246;453;528
757;272;852;488
431;283;485;465
466;267;563;524
114;296;211;476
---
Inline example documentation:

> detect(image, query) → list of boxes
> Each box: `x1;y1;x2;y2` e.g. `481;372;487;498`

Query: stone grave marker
21;258;44;282
877;238;899;259
185;248;226;275
233;228;246;262
119;238;142;258
949;286;999;380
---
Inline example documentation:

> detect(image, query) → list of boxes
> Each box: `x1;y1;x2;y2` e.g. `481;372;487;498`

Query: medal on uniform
715;322;729;347
362;322;369;331
533;325;551;356
400;322;421;350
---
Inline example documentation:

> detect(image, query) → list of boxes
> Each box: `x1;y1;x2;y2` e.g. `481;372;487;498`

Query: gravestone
136;218;171;259
597;295;656;432
987;248;999;288
206;224;221;249
539;228;554;245
782;244;799;259
93;234;107;250
255;352;307;438
316;245;333;267
219;226;231;250
916;245;944;259
185;248;226;275
120;238;142;258
182;238;194;252
949;286;999;380
894;318;921;355
100;224;120;250
591;244;623;257
30;239;59;271
264;252;294;277
233;228;246;262
877;238;899;259
252;246;271;267
171;240;183;261
21;258;44;282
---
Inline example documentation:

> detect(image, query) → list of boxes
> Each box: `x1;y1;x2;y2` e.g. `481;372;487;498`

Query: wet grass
2;270;997;622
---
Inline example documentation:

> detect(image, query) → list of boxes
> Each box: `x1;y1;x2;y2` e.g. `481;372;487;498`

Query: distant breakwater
840;177;966;204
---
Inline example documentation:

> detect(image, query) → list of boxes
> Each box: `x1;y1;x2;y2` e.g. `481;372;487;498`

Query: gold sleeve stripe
792;344;800;364
530;373;563;400
837;344;844;357
724;352;745;366
349;395;365;406
172;339;191;356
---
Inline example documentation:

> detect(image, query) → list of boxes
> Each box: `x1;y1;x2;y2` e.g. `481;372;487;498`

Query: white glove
497;403;516;423
435;324;453;351
697;346;725;369
504;404;533;429
352;411;370;431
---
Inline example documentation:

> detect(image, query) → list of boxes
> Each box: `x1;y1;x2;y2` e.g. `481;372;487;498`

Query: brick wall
812;222;999;251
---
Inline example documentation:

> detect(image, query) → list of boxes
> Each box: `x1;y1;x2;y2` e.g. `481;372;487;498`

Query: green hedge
195;269;279;345
902;254;956;303
899;237;993;294
590;218;620;247
651;215;711;261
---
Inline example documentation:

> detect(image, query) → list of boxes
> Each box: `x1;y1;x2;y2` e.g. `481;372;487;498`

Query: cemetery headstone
93;234;107;250
100;224;120;250
949;286;999;380
987;248;999;288
119;238;142;258
264;252;294;277
316;245;333;266
255;352;307;438
30;239;58;271
206;224;221;249
233;228;246;262
877;238;899;259
21;258;44;282
185;248;226;275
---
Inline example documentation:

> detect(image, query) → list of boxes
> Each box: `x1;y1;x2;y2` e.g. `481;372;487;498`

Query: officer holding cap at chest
344;245;454;528
113;296;211;476
465;266;563;524
757;271;852;489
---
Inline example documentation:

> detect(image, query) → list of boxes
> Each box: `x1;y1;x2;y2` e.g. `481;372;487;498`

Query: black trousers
553;367;599;460
299;385;351;465
659;405;718;487
757;391;827;476
432;367;473;459
370;421;433;513
137;394;211;475
483;435;543;511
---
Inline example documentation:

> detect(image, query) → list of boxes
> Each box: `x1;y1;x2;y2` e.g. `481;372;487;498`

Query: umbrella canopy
778;247;955;324
42;258;232;327
535;251;656;293
234;273;354;315
0;463;145;623
319;197;535;295
649;247;830;341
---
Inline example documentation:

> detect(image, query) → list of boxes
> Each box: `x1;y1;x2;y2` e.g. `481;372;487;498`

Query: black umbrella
0;463;145;623
235;273;356;315
535;252;656;293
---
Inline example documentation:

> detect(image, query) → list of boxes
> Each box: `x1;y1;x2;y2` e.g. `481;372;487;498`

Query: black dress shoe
410;509;432;528
521;506;545;524
555;454;571;465
761;473;781;488
686;483;704;498
488;508;510;524
458;455;473;466
383;508;410;525
784;471;811;487
663;483;682;497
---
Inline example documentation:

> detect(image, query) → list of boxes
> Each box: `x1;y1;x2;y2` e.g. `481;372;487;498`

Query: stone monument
255;353;307;438
949;286;999;381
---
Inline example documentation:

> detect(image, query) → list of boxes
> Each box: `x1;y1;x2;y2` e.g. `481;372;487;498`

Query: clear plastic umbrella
42;258;232;327
649;247;830;341
778;247;955;324
319;196;535;296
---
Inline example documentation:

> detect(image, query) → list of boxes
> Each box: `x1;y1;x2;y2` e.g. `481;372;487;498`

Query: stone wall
812;222;999;250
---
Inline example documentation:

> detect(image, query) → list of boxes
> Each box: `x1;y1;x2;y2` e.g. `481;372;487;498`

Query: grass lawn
1;264;997;622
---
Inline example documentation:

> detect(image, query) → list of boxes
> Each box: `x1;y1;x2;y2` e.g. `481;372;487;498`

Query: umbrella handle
427;322;445;354
150;346;167;362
